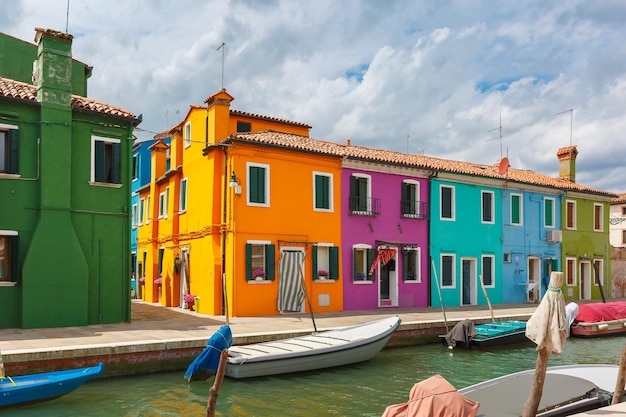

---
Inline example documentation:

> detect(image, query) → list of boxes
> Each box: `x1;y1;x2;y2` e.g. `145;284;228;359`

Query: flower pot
186;301;195;311
318;276;327;280
255;276;264;281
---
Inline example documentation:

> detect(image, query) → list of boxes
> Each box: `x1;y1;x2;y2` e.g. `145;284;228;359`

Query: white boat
459;364;618;416
225;316;401;379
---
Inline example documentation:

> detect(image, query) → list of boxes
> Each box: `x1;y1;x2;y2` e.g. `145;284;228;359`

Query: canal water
7;336;625;417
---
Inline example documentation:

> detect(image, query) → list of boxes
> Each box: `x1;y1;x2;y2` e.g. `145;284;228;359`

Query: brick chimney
556;145;578;182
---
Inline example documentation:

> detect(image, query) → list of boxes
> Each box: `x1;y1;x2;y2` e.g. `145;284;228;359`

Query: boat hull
0;362;104;408
439;320;529;349
571;301;626;338
225;316;400;379
570;319;626;337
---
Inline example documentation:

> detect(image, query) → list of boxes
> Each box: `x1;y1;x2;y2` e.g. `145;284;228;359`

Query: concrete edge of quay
2;312;534;378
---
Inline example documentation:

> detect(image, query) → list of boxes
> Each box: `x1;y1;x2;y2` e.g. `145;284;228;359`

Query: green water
6;337;625;417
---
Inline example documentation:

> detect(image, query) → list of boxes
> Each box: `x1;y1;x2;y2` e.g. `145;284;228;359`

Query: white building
610;193;626;247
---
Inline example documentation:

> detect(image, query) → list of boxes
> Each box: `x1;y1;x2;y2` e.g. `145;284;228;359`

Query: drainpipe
427;169;437;307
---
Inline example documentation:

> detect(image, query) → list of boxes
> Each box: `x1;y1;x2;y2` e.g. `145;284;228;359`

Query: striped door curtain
277;251;306;313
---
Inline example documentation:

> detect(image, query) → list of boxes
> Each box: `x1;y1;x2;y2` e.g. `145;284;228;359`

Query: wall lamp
229;171;241;194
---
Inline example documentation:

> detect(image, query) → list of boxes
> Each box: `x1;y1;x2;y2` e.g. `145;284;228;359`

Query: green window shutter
358;178;368;211
10;235;19;282
250;166;266;204
367;248;376;281
95;141;105;182
158;248;164;275
511;195;520;224
8;129;19;174
265;244;275;281
329;246;339;280
352;248;358;280
349;176;357;211
112;142;121;184
312;245;318;277
315;175;330;209
545;199;553;227
245;244;253;281
403;250;409;277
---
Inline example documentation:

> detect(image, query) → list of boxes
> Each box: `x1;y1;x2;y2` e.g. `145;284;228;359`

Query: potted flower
154;276;162;285
252;269;265;281
356;272;366;281
318;270;329;280
184;294;196;311
139;277;146;285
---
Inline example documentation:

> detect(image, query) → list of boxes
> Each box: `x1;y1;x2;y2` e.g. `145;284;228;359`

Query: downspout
427;169;437;307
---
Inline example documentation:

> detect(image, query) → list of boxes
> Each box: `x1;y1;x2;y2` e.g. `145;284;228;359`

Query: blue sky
3;0;626;193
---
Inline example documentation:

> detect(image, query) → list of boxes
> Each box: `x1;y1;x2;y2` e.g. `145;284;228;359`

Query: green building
0;28;140;328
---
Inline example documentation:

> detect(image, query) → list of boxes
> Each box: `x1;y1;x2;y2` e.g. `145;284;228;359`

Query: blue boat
440;319;529;349
0;362;104;408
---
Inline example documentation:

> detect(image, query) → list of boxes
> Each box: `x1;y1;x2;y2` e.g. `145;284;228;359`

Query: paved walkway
0;300;537;354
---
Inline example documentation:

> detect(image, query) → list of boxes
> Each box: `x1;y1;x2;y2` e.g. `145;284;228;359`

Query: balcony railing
349;196;381;217
400;200;429;220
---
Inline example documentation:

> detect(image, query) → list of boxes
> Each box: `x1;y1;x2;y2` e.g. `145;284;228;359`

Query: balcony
400;200;429;220
349;196;380;217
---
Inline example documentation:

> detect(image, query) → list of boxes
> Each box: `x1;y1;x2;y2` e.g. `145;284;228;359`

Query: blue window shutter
112;142;121;184
266;244;275;281
312;246;318;277
330;246;339;280
8;129;19;174
10;235;19;282
95;141;105;182
246;244;253;281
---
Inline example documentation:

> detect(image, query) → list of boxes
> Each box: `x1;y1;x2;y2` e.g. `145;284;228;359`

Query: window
179;178;188;213
353;245;375;282
481;191;494;223
313;172;333;211
237;121;251;132
91;136;121;184
544;197;555;228
138;198;145;226
132;153;138;181
158;189;168;219
247;163;270;206
481;255;494;287
566;257;576;286
184;122;191;148
565;200;576;229
0;125;19;175
350;174;375;215
246;242;275;281
146;195;151;224
623;230;626;245
593;259;603;286
440;185;455;220
0;233;18;282
441;254;455;287
622;207;626;216
312;244;339;280
593;203;603;231
402;180;421;218
403;247;420;282
132;204;138;229
511;193;522;225
158;247;164;277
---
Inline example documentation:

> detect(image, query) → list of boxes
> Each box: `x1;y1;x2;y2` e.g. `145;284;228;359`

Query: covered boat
459;364;618;416
225;316;401;379
440;319;528;349
570;301;626;337
0;362;104;408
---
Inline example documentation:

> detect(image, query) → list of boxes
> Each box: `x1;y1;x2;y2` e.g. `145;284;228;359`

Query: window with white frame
132;203;138;229
566;257;576;286
91;135;121;184
544;197;555;228
184;122;191;148
139;198;145;226
247;163;270;206
593;203;603;231
313;172;333;211
0;124;19;175
481;190;494;223
312;244;339;280
146;195;151;224
246;242;275;281
481;255;495;287
401;180;421;218
353;245;374;282
441;254;455;287
566;200;576;230
0;231;18;282
511;193;523;225
403;247;420;282
132;153;139;181
179;178;188;213
349;173;372;215
440;185;455;220
593;259;604;286
158;191;166;219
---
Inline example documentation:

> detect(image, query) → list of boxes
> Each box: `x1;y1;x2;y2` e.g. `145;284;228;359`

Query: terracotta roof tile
231;109;311;129
226;131;617;198
0;76;136;120
612;193;626;204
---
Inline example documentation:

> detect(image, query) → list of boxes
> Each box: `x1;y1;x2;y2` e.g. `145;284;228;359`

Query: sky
3;0;626;193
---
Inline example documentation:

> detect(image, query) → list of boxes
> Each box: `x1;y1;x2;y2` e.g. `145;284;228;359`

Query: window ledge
353;281;372;284
403;280;421;284
0;282;17;287
89;181;123;188
248;280;271;284
0;173;20;179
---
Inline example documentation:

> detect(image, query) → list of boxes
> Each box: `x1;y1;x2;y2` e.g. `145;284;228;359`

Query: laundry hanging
369;248;395;275
277;251;306;313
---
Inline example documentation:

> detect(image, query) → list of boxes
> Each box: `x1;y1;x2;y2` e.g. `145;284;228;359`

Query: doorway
580;261;591;300
461;257;477;306
527;257;541;303
378;248;398;307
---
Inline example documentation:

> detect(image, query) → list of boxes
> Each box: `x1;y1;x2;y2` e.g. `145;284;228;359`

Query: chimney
556;145;578;182
346;138;351;146
34;28;73;106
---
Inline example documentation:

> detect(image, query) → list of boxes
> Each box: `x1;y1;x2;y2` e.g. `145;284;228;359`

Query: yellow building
138;90;346;317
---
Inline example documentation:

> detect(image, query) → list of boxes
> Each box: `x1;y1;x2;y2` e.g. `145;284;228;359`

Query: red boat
570;301;626;337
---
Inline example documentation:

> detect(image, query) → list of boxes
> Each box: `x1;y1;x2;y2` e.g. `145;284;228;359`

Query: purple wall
341;167;430;311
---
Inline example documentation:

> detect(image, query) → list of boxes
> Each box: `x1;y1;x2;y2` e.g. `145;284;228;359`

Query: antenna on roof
555;109;573;146
217;42;225;89
406;132;410;153
65;0;70;33
488;114;503;159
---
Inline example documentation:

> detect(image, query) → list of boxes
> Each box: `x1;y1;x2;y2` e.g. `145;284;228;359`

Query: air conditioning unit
547;230;562;243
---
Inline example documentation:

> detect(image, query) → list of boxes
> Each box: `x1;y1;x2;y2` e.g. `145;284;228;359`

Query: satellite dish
498;157;510;175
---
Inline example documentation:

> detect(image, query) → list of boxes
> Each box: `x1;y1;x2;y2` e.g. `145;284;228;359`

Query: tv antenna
65;0;70;33
555;109;573;146
488;114;503;159
406;132;410;153
217;42;225;89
